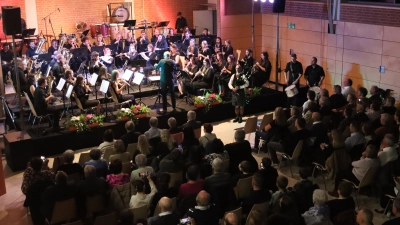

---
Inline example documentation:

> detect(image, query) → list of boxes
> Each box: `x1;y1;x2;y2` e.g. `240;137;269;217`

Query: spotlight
254;0;258;1
268;0;274;3
261;0;267;2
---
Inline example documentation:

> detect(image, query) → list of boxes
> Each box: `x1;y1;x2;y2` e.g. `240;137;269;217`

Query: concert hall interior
1;0;400;225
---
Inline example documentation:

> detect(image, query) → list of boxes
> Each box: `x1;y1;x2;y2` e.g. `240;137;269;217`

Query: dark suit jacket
225;141;258;174
309;122;328;147
41;183;76;220
182;120;202;130
281;129;311;155
121;131;141;149
383;217;400;225
354;112;369;123
204;173;231;193
260;167;278;192
185;205;220;225
242;189;271;214
169;127;183;134
319;105;332;117
76;177;108;217
148;212;180;225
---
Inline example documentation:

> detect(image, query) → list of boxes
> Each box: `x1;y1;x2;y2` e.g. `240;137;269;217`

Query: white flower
71;116;79;121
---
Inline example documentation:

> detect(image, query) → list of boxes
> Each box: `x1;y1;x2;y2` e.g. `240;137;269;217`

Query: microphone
58;8;60;12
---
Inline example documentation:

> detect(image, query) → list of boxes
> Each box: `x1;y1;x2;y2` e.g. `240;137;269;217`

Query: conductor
154;51;176;114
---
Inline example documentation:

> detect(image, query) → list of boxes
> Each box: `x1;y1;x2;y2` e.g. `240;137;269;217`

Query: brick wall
0;0;26;39
340;4;400;27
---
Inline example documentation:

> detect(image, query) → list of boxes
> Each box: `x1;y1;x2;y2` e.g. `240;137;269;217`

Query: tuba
35;38;47;54
58;36;66;52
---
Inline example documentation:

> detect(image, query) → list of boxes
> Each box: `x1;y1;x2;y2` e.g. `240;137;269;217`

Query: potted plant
193;93;223;112
131;104;151;118
245;87;262;104
117;108;135;121
193;96;206;108
67;114;105;133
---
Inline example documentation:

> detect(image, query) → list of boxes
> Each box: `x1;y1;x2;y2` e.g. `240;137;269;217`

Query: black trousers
160;79;176;110
46;105;61;128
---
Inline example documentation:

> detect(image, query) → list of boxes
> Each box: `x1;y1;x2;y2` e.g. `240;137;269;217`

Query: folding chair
129;205;148;223
258;113;273;131
108;85;132;110
312;162;327;190
234;116;258;141
46;198;77;224
234;176;253;200
93;212;117;225
24;91;53;134
127;143;138;159
78;152;92;166
72;91;95;114
103;147;114;164
276;140;303;177
171;132;184;144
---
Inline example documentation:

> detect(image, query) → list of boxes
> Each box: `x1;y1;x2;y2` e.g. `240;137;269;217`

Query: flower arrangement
245;87;262;104
67;114;105;133
117;104;151;121
193;92;222;112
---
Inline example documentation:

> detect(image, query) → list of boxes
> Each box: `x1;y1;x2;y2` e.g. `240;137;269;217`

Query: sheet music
90;73;98;86
100;80;110;93
140;52;149;61
65;85;73;98
133;72;145;85
56;78;66;91
122;69;134;81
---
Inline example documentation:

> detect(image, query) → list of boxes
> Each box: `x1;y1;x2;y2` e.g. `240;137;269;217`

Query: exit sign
287;23;296;29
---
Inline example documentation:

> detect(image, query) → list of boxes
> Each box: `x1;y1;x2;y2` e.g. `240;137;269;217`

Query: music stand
99;79;111;120
57;78;67;119
156;21;170;27
169;35;181;43
91;46;105;56
38;53;52;61
133;72;146;106
124;20;136;29
122;69;135;93
89;73;99;99
22;29;36;37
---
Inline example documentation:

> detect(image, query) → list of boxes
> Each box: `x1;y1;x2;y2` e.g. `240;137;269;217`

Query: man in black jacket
225;130;258;174
241;171;271;215
148;197;180;225
121;121;141;149
182;110;202;130
185;191;220;225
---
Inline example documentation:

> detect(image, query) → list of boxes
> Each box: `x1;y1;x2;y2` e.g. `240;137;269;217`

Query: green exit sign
287;23;296;29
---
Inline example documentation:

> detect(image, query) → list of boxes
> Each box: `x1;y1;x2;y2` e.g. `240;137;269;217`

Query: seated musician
125;32;135;46
93;34;105;46
219;54;236;96
251;51;271;87
48;39;59;56
80;37;92;52
178;55;198;98
64;37;78;50
52;54;66;84
11;59;28;91
222;39;234;60
49;51;59;67
181;31;191;50
186;39;198;59
112;33;123;54
64;69;76;87
25;75;36;103
213;37;222;55
154;35;168;51
100;48;114;72
110;70;135;104
201;28;210;36
137;30;150;53
125;43;138;60
89;51;105;75
34;77;61;131
184;58;214;95
25;41;38;58
151;29;165;44
166;28;175;45
240;49;254;75
141;44;157;77
198;40;212;67
74;75;100;115
213;52;226;74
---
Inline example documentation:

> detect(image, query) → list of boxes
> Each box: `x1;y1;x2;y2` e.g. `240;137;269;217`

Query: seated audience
341;78;355;98
247;210;267;225
168;117;182;134
107;159;130;188
109;140;131;163
21;157;54;195
303;101;319;124
99;129;115;156
179;165;204;199
199;123;217;148
383;198;400;225
231;160;254;185
302;189;331;225
148;197;180;225
363;123;377;145
353;101;369;123
155;129;175;157
345;121;366;150
270;175;289;207
145;117;161;139
293;167;315;193
375;113;395;140
129;175;157;208
181;127;201;156
357;86;368;102
136;134;151;158
302;90;316;114
382;97;396;115
320;88;329;98
118;209;135;225
130;154;154;181
276;195;304;225
259;157;278;192
204;138;229;165
338;106;353;133
242;171;271;215
223;212;239;225
369;85;381;102
326;182;355;221
287;106;302;128
204;158;231;193
182;110;202;130
366;100;381;122
344;93;358;111
322;129;350;179
57;150;84;176
356;208;374;225
185;190;220;225
159;149;184;173
150;173;179;216
318;96;331;117
120;121;140;149
84;148;108;177
378;134;398;166
329;85;347;109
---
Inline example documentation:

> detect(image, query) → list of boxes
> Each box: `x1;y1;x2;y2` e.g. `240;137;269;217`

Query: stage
4;85;286;171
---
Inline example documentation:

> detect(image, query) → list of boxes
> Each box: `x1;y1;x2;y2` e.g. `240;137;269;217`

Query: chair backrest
194;128;201;139
50;198;77;224
244;202;269;225
24;91;38;117
224;207;242;225
243;117;258;134
121;162;132;174
78;152;92;166
171;132;184;145
153;197;177;217
168;171;183;188
108;85;120;104
130;204;148;223
86;194;105;215
291;140;304;160
93;212;118;225
72;91;84;110
359;167;379;188
127;143;138;159
235;176;253;200
259;113;273;131
103;147;114;164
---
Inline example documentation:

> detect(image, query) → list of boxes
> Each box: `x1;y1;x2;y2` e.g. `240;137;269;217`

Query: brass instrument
26;58;34;74
47;70;55;96
58;36;66;52
35;38;47;54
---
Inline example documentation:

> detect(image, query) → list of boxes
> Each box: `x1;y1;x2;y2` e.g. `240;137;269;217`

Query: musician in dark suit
154;51;176;114
151;29;166;44
185;58;214;95
284;53;303;107
111;33;124;54
239;49;254;76
11;59;27;91
0;44;14;63
137;30;150;53
26;41;38;58
182;110;202;130
47;39;59;56
52;54;66;84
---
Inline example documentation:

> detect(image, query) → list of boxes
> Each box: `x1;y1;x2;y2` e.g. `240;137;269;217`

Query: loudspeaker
273;0;286;13
2;6;22;35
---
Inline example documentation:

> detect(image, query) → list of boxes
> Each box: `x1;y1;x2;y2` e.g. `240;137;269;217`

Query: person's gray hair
84;165;96;178
149;117;158;127
187;110;196;120
212;157;223;173
384;134;396;147
234;130;245;142
312;189;327;206
168;117;177;128
125;121;135;132
365;144;378;159
135;154;147;167
63;150;75;163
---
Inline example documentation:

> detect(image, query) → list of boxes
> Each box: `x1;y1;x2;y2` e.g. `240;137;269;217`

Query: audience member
223;212;238;225
179;165;204;199
204;138;229;165
242;171;271;215
303;101;318;124
56;150;84;176
318;96;331;117
338;106;353;132
199;123;217;148
129;175;158;208
329;85;347;109
231;161;253;185
356;208;374;225
309;112;329;148
383;198;400;225
130;154;154;181
168;117;182;134
277;195;304;225
181;127;201;157
259;157;278;192
302;189;331;225
270;175;288;207
287;107;302;128
118;209;135;225
204;158;231;193
376;113;395;140
320;88;329;98
345;93;358;110
345;121;366;150
226;130;258;174
293;167;314;192
21;157;54;195
363;123;377;145
84;148;108;177
378;134;398;166
353;101;369;123
99;129;114;156
357;87;368;102
145;117;161;139
137;134;151;157
367;100;382;122
159;149;184;173
121;121;140;149
369;85;381;102
382;97;396;115
182;110;202;130
341;78;355;98
107;159;130;188
246;209;267;225
302;90;316;114
326;182;355;220
185;191;219;225
148;197;180;225
109;140;131;163
150;173;179;216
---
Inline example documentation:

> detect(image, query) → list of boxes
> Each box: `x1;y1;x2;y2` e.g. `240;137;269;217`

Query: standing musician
93;34;105;46
26;41;38;58
219;54;236;96
64;69;76;86
154;51;176;114
284;53;303;106
88;51;105;75
175;12;188;33
229;64;249;123
240;49;254;75
34;77;61;131
74;75;100;115
110;70;135;104
169;44;180;69
177;55;198;98
137;30;150;53
213;37;223;55
80;37;92;52
186;39;198;58
185;58;214;95
100;48;114;72
198;40;212;66
64;37;78;50
47;39;59;56
304;57;325;87
251;51;271;88
222;39;233;60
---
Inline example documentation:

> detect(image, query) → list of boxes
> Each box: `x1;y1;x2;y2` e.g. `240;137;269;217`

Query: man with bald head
148;197;179;225
185;190;219;225
356;208;374;225
224;212;238;225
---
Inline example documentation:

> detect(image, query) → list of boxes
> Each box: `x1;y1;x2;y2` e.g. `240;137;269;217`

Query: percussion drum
110;23;118;40
285;85;298;98
309;86;321;98
90;24;96;38
95;24;101;37
112;6;130;23
101;23;109;37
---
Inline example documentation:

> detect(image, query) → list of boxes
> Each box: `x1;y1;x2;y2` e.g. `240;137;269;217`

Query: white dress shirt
342;86;356;98
378;147;398;166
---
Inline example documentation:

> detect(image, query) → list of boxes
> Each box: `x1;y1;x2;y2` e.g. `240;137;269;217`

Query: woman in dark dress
219;54;236;97
223;39;234;60
185;58;214;94
74;76;100;115
229;64;249;123
252;51;271;87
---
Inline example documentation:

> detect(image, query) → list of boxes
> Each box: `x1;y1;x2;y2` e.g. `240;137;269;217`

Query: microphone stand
42;8;59;49
49;17;56;42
